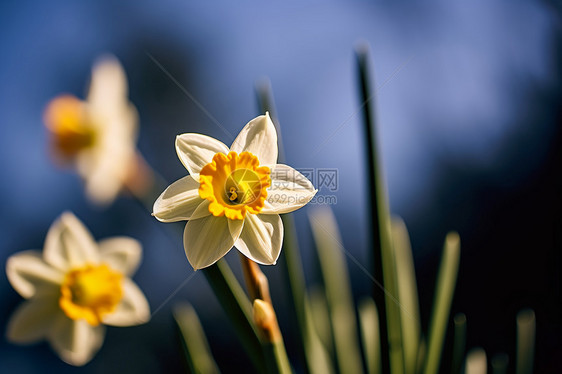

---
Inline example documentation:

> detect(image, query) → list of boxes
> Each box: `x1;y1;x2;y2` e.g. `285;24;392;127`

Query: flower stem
253;299;293;374
202;260;266;373
238;254;292;374
239;252;271;304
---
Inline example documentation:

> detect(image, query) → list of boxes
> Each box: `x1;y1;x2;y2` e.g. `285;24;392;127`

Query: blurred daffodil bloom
153;113;317;269
6;212;150;366
44;56;140;205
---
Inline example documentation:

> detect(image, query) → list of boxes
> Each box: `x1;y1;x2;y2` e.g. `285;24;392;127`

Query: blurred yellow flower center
59;264;123;326
199;151;271;220
44;95;97;159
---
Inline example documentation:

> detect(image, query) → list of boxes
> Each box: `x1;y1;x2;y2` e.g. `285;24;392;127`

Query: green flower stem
423;232;461;374
358;298;382;374
255;79;316;374
356;44;403;374
253;299;293;374
174;303;221;374
392;217;422;374
202;260;266;373
450;313;467;374
238;253;295;374
516;309;535;374
491;353;509;374
309;207;364;374
263;342;293;374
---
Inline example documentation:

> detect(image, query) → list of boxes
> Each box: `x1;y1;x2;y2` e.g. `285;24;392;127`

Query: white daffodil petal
44;212;100;271
227;217;245;239
82;138;136;206
98;237;142;276
6;250;63;299
49;317;105;367
262;164;318;214
235;213;283;265
87;55;128;114
230;113;278;165
183;215;242;270
102;279;150;326
152;176;208;222
6;296;60;344
176;134;229;180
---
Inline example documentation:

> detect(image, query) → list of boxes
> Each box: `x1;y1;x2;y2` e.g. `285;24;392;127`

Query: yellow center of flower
44;95;97;159
59;264;123;326
199;151;271;220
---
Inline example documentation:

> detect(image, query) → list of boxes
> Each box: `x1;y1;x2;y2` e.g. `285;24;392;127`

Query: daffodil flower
44;56;140;205
153;113;317;270
6;212;150;366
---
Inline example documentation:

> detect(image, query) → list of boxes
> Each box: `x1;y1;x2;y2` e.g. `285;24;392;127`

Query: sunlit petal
6;250;63;299
235;213;283;265
6;295;60;343
152;175;208;222
87;55;128;114
102;279;150;326
230;113;278;166
44;212;100;271
98;237;142;276
183;215;242;270
49;316;105;367
176;134;229;181
262;164;317;214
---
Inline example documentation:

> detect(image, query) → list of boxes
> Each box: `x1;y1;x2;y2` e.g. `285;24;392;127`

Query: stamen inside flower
59;264;123;326
44;95;97;160
199;151;271;220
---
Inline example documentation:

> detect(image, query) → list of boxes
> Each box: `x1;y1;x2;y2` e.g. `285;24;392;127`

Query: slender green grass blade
465;348;487;374
309;286;334;355
309;206;364;374
392;217;421;374
356;43;404;374
415;338;426;374
359;297;382;374
423;232;461;374
263;341;293;374
303;296;336;374
451;313;467;374
202;260;265;373
516;309;535;374
255;79;315;373
356;41;390;374
174;303;221;374
491;353;509;374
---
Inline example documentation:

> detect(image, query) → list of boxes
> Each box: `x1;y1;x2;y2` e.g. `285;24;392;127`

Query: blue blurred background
1;0;561;372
